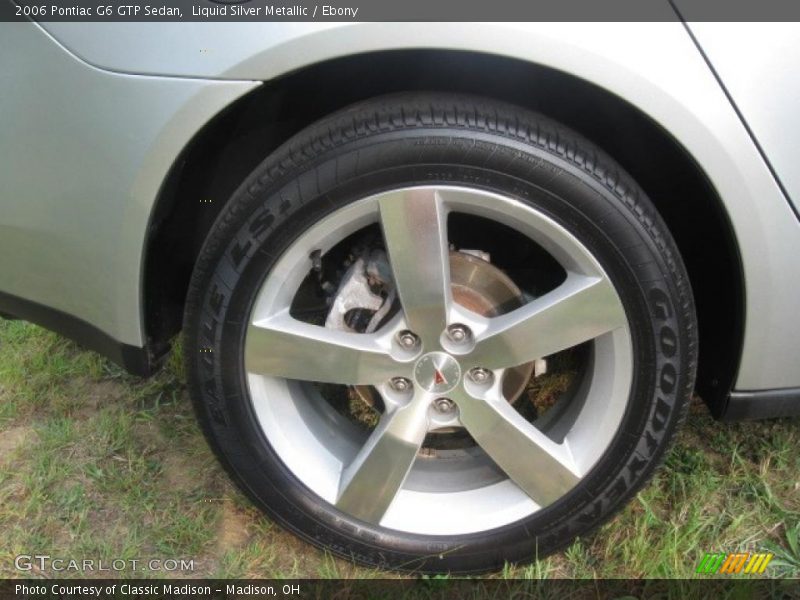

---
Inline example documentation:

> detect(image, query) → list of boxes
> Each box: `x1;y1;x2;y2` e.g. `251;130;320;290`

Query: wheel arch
143;49;744;417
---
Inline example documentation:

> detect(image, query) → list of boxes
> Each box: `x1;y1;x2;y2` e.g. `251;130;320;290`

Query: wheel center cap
414;352;461;394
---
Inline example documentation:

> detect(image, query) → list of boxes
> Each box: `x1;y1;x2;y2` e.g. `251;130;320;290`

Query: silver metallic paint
1;20;798;390
687;22;800;217
0;23;258;346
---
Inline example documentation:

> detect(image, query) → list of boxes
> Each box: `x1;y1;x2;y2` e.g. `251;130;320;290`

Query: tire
184;93;697;574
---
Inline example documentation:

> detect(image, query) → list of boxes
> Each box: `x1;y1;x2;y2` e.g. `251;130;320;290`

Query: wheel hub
340;250;535;412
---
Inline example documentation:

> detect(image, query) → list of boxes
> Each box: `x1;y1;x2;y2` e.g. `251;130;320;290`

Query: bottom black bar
1;579;799;600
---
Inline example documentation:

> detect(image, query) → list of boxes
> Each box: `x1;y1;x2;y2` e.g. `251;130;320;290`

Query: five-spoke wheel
244;186;633;534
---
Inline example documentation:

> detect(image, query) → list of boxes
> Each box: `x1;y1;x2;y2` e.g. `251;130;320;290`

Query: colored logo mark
696;552;774;575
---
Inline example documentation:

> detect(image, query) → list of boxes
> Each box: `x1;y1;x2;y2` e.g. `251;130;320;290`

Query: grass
0;319;798;580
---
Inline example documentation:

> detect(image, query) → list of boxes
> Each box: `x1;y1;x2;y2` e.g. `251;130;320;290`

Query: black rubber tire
183;93;698;574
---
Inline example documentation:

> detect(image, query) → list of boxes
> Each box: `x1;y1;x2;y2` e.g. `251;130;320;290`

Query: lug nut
446;324;471;344
433;398;455;414
396;330;419;350
389;377;412;393
468;367;493;385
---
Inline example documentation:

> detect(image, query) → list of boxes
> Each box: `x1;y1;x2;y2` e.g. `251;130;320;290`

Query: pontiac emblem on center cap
414;352;461;394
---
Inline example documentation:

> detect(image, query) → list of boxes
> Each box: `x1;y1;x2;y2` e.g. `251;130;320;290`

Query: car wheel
184;93;697;573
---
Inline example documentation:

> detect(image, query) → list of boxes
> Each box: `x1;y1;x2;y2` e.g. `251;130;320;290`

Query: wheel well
144;50;743;415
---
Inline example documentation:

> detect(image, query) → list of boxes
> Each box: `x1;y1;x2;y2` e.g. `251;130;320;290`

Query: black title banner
5;0;800;22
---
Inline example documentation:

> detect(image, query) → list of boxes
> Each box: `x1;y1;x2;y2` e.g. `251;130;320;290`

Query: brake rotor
450;251;535;403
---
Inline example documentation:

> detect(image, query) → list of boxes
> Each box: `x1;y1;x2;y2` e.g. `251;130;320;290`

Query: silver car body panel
1;20;799;391
687;22;800;217
0;23;258;347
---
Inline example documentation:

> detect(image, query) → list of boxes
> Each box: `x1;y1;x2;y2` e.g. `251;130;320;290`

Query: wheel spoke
336;398;429;524
378;188;452;344
470;273;626;369
245;311;398;385
457;393;580;506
